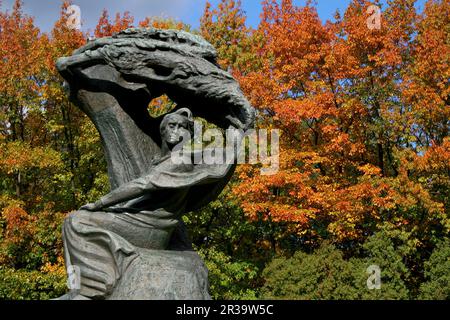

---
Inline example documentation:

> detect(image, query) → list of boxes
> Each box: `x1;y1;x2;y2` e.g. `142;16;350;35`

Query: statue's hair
160;108;194;136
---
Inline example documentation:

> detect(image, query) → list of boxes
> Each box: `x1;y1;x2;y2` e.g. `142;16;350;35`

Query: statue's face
162;114;191;147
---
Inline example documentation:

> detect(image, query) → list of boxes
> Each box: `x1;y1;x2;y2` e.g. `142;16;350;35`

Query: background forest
0;0;448;299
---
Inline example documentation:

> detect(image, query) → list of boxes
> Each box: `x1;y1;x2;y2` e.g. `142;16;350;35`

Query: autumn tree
0;0;64;208
95;9;134;38
201;0;259;70
0;1;102;296
230;0;448;253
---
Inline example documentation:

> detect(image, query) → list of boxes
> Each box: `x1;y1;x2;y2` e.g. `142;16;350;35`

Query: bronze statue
56;28;255;300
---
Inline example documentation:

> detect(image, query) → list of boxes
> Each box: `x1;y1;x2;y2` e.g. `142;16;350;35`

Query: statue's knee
63;211;88;229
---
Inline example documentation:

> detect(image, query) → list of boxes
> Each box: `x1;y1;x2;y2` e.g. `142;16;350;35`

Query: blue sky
0;0;428;34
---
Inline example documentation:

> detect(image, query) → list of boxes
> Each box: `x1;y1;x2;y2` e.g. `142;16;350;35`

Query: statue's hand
79;201;101;212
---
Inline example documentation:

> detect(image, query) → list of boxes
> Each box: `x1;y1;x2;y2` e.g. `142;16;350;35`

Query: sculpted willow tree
56;28;255;299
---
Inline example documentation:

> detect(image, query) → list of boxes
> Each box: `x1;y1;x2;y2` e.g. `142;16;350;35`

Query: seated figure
60;108;237;299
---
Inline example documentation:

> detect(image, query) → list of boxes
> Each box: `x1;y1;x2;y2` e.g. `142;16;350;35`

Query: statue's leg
62;210;138;299
61;209;178;299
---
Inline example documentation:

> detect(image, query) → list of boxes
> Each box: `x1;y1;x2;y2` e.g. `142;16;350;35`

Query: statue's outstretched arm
80;175;155;211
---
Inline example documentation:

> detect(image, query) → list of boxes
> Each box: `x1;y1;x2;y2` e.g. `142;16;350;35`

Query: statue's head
160;108;194;150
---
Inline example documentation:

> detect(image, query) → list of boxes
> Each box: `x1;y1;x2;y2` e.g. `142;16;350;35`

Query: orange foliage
95;9;134;38
139;17;189;30
219;0;450;244
2;206;33;244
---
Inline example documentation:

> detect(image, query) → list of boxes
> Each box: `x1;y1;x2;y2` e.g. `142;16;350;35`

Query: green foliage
185;186;258;256
260;228;433;300
355;226;412;299
261;242;360;300
185;186;263;300
197;247;259;300
419;239;450;300
74;118;109;205
0;266;66;300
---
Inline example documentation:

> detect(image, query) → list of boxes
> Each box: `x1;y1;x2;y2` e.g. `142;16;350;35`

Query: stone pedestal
108;250;210;300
